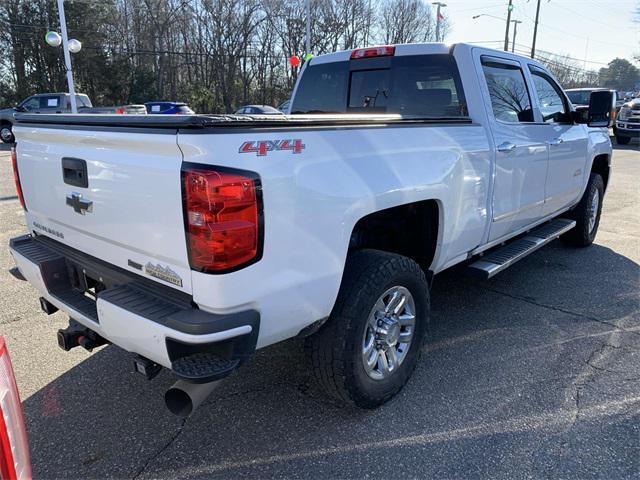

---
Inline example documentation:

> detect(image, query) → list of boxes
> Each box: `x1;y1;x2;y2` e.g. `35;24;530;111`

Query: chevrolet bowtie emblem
66;192;93;215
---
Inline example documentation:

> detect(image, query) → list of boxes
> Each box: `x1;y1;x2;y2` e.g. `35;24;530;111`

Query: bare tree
377;0;437;44
0;0;457;111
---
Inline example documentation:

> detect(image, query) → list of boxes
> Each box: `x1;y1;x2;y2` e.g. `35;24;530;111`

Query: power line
550;2;622;30
519;8;630;48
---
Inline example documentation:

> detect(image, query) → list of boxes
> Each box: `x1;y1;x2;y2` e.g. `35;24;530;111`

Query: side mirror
13;105;27;113
572;106;589;124
587;90;614;127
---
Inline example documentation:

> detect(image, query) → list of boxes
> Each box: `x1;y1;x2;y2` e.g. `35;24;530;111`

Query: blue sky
444;0;639;69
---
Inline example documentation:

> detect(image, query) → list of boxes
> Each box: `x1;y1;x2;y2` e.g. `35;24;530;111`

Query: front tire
616;135;631;145
306;249;430;408
0;125;14;144
562;173;604;247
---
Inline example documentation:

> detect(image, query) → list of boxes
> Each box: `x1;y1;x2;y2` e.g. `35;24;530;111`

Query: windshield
291;54;467;117
566;90;593;105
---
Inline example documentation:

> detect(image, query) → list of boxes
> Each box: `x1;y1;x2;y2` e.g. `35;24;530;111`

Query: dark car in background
235;105;284;115
566;87;621;135
566;88;619;110
145;102;194;115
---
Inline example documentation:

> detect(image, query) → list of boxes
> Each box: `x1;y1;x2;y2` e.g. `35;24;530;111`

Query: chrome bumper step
468;218;576;279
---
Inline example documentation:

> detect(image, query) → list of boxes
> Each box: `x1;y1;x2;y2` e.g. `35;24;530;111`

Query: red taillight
351;45;395;59
182;165;262;273
0;338;32;480
116;107;125;114
10;148;26;211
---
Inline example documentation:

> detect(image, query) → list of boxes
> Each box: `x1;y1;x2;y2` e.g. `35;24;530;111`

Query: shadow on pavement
610;135;639;151
0;143;13;152
22;242;640;479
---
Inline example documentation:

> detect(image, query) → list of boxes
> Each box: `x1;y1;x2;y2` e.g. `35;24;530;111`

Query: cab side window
39;96;60;110
20;97;40;111
481;59;534;123
529;67;569;123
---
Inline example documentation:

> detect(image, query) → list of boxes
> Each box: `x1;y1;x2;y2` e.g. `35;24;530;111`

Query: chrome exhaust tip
165;379;221;417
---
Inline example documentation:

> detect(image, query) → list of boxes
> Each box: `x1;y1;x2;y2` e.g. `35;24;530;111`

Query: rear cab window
291;54;467;118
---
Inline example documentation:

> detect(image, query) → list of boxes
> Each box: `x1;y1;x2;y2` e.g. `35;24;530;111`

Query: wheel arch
348;199;443;275
590;153;610;192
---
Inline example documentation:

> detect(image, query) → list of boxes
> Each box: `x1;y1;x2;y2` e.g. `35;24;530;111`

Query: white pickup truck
9;43;613;416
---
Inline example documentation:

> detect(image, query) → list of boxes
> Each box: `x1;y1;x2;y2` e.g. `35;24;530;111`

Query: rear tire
562;173;604;247
305;249;430;408
616;135;631;145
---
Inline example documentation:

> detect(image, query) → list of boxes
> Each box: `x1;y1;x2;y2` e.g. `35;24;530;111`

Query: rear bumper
9;235;259;381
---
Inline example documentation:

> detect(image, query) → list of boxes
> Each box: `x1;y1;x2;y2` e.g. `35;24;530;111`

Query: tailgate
14;125;192;293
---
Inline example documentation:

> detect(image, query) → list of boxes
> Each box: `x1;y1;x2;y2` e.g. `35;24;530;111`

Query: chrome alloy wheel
588;188;600;234
362;286;416;381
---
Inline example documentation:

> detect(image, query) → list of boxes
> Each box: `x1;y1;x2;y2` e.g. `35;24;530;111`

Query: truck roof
29;92;88;96
308;42;548;70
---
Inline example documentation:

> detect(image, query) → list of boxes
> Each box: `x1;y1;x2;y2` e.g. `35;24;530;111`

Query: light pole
46;0;82;113
511;20;522;52
530;0;543;58
56;0;78;113
305;0;311;54
432;2;447;42
504;0;514;52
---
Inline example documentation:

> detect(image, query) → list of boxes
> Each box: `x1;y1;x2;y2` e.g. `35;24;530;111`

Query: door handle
497;141;516;153
548;137;564;146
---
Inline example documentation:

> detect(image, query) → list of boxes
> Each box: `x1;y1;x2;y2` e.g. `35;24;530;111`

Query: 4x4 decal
239;139;305;156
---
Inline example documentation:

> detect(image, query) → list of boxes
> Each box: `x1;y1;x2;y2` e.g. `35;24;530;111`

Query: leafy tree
598;58;640;91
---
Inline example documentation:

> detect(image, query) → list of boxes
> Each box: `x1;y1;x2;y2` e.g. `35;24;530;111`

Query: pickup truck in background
615;97;640;144
0;93;92;143
8;43;613;416
0;93;145;143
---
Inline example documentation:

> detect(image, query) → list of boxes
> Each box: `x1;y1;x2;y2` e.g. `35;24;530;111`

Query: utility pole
530;0;542;58
432;2;447;42
56;0;77;113
504;0;513;51
511;20;522;52
305;0;311;54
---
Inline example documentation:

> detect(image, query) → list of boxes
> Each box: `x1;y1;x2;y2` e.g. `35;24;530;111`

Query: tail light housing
0;337;32;480
182;164;263;273
351;45;395;59
10;147;26;211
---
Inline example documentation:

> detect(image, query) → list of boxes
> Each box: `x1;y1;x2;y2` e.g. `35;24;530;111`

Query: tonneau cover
14;112;472;129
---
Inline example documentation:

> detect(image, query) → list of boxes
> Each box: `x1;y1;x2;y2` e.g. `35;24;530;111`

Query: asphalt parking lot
0;141;638;479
